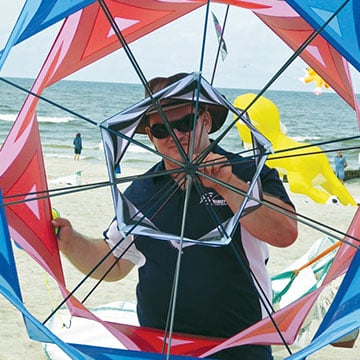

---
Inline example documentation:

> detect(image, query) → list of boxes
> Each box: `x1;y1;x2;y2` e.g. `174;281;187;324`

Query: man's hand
197;152;235;193
196;153;298;247
52;217;77;252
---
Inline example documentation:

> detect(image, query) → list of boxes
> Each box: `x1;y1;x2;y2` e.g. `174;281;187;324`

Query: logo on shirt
199;191;227;206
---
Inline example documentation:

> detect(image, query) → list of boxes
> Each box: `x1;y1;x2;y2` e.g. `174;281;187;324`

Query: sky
1;1;360;92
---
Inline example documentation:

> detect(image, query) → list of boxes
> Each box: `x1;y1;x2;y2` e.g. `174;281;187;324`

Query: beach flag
211;11;228;61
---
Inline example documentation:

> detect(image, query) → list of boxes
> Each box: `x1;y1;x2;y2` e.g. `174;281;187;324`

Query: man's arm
219;178;297;247
53;217;135;281
200;153;298;247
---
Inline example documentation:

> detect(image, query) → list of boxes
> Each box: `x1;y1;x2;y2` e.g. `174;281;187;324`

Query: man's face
145;104;212;168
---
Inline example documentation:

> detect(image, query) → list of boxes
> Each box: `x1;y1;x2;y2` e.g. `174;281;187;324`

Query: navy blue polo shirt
124;145;292;358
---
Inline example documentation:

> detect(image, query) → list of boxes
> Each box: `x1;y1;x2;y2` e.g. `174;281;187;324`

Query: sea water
1;77;359;171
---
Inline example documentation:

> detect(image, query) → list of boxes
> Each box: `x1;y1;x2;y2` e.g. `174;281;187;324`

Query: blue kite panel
0;190;22;302
285;0;360;72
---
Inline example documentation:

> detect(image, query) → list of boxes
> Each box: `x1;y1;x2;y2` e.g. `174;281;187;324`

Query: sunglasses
149;112;202;139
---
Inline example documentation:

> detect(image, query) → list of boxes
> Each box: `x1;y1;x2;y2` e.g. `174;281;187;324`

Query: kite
211;11;228;61
299;67;330;95
233;93;356;205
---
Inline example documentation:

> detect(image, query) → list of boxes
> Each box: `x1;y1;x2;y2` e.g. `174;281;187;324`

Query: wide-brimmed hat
135;72;229;134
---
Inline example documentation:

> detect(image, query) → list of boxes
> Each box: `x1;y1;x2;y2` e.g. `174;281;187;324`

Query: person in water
53;73;297;359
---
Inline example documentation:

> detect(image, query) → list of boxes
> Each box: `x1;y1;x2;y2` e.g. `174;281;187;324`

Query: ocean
1;77;359;171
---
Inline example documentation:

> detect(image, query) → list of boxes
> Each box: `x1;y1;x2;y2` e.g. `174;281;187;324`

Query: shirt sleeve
103;220;144;266
261;166;294;207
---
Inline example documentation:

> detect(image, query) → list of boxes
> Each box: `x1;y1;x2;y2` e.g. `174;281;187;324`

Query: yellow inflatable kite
299;67;330;95
233;93;356;205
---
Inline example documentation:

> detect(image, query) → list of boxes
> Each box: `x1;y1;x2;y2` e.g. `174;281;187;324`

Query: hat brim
126;72;229;134
136;100;228;134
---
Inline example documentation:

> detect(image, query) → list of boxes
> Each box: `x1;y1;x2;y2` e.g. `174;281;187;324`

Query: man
54;73;297;359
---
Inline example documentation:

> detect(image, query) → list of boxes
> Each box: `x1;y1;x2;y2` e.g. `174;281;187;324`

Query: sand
0;157;359;359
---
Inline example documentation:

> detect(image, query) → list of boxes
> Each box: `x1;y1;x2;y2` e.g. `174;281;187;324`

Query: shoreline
344;168;360;180
0;157;359;359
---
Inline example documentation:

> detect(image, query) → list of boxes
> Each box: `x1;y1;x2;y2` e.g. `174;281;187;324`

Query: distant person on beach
53;73;298;360
335;150;347;183
73;132;82;160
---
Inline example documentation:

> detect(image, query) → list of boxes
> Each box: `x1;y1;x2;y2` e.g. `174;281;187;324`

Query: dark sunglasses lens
150;124;169;139
150;113;198;139
174;114;194;133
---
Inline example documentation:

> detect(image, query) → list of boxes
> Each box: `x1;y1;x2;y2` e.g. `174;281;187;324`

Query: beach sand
0;157;359;359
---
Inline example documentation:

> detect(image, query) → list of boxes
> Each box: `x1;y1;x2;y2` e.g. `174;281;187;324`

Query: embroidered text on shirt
199;191;227;206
